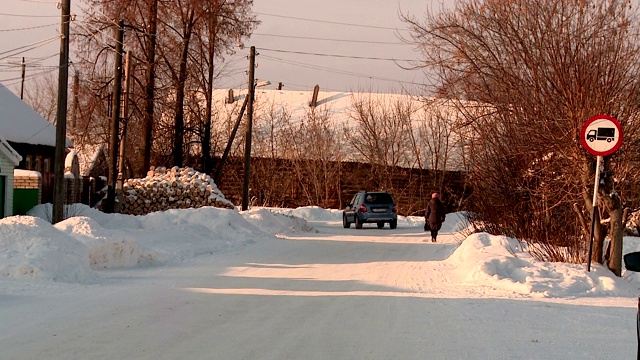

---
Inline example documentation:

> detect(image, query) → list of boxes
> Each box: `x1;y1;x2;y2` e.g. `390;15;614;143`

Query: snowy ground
0;204;638;359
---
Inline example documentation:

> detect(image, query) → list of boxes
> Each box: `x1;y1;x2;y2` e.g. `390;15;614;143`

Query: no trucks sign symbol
580;114;623;156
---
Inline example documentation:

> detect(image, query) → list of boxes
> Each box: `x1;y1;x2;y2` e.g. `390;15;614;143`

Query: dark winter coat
425;197;446;231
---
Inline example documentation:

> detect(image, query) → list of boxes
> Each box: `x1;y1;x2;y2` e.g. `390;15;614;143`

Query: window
43;158;50;173
25;156;32;170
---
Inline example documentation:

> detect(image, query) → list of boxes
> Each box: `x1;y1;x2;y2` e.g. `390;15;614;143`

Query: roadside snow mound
242;208;316;235
0;216;94;283
447;232;637;298
55;216;157;269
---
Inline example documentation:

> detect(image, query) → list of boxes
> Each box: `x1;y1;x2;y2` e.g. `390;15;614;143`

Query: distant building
0;134;21;218
0;83;72;205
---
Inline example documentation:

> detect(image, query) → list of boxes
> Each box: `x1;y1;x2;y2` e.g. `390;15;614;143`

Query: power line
0;66;58;85
259;47;415;62
253;33;405;45
260;54;424;87
0;23;58;32
0;36;59;60
255;12;408;32
0;12;59;18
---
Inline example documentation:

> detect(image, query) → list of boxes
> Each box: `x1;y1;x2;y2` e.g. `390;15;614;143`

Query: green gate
0;176;4;218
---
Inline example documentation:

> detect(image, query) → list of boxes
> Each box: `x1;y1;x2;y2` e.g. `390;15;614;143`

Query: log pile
121;166;235;215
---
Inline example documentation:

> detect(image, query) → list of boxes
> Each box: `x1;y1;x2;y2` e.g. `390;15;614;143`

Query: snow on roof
0;133;21;166
212;88;471;171
0;83;72;148
14;169;41;178
72;143;106;176
212;88;424;124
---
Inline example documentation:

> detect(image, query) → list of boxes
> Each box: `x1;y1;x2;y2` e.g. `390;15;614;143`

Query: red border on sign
580;114;623;156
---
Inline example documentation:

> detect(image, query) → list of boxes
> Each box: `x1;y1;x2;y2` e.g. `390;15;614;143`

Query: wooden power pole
52;0;71;224
118;50;133;185
241;46;256;211
106;20;124;213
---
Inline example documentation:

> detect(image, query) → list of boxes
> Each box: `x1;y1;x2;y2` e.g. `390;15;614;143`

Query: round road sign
580;114;623;156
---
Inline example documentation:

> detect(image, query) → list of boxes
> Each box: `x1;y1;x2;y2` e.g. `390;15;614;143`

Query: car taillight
358;204;367;213
392;205;397;213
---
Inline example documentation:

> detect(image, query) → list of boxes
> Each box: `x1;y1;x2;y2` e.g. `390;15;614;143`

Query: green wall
13;188;39;215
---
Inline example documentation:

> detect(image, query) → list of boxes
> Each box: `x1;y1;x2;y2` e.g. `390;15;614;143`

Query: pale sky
0;0;452;95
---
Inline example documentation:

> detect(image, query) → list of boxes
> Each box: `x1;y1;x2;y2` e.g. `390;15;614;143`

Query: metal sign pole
587;155;602;272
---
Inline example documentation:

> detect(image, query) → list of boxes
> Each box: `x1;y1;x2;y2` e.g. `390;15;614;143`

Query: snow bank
446;232;638;298
0;216;94;283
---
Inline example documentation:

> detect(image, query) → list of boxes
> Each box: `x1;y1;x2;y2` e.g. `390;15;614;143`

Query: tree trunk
607;202;624;276
172;9;195;168
601;158;623;276
141;0;158;177
202;17;216;175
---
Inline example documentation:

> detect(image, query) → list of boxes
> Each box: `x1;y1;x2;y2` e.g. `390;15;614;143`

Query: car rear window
364;193;393;204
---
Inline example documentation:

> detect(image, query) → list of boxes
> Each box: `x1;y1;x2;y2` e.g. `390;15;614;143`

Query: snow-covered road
0;212;636;359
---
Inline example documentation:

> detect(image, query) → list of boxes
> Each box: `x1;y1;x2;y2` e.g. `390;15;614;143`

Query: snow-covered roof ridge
0;83;72;148
72;142;106;176
0;133;21;165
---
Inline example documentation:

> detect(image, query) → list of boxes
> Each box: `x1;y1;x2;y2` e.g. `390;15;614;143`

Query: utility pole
118;50;133;186
241;46;256;211
20;57;25;99
106;20;124;213
52;0;71;224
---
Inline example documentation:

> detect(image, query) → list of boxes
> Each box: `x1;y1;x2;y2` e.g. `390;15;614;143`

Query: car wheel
355;216;363;229
377;222;385;229
343;215;351;228
389;219;397;229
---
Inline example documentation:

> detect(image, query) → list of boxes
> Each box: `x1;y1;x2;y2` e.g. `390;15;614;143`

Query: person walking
425;192;446;242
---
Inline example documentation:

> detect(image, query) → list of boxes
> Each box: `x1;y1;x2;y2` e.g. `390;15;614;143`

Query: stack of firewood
120;166;235;215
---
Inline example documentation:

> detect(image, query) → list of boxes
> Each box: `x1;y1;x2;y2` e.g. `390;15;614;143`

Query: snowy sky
0;0;455;95
1;203;639;358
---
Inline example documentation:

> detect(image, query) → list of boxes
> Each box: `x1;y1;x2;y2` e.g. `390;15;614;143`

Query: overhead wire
0;66;58;86
259;47;415;62
0;36;60;61
0;3;420;89
252;33;405;45
259;54;423;87
255;12;409;32
249;11;420;90
0;12;58;18
0;23;58;32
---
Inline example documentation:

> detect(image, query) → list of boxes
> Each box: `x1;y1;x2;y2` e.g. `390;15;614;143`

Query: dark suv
343;191;398;229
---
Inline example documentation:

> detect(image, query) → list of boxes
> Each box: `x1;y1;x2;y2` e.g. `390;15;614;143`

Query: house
210;87;468;171
68;143;109;206
0;83;72;206
0;135;21;218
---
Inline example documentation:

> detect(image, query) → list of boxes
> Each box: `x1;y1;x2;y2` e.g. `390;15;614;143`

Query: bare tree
402;0;640;274
22;72;58;122
286;107;344;207
344;93;414;191
191;0;257;174
245;98;296;206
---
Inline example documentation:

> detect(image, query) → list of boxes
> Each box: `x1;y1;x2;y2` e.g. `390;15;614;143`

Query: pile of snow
446;232;639;298
0;216;94;283
242;207;317;235
2;204;640;302
121;166;234;215
12;203;295;282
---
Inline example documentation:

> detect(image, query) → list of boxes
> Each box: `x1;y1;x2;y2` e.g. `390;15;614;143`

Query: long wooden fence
212;157;471;216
